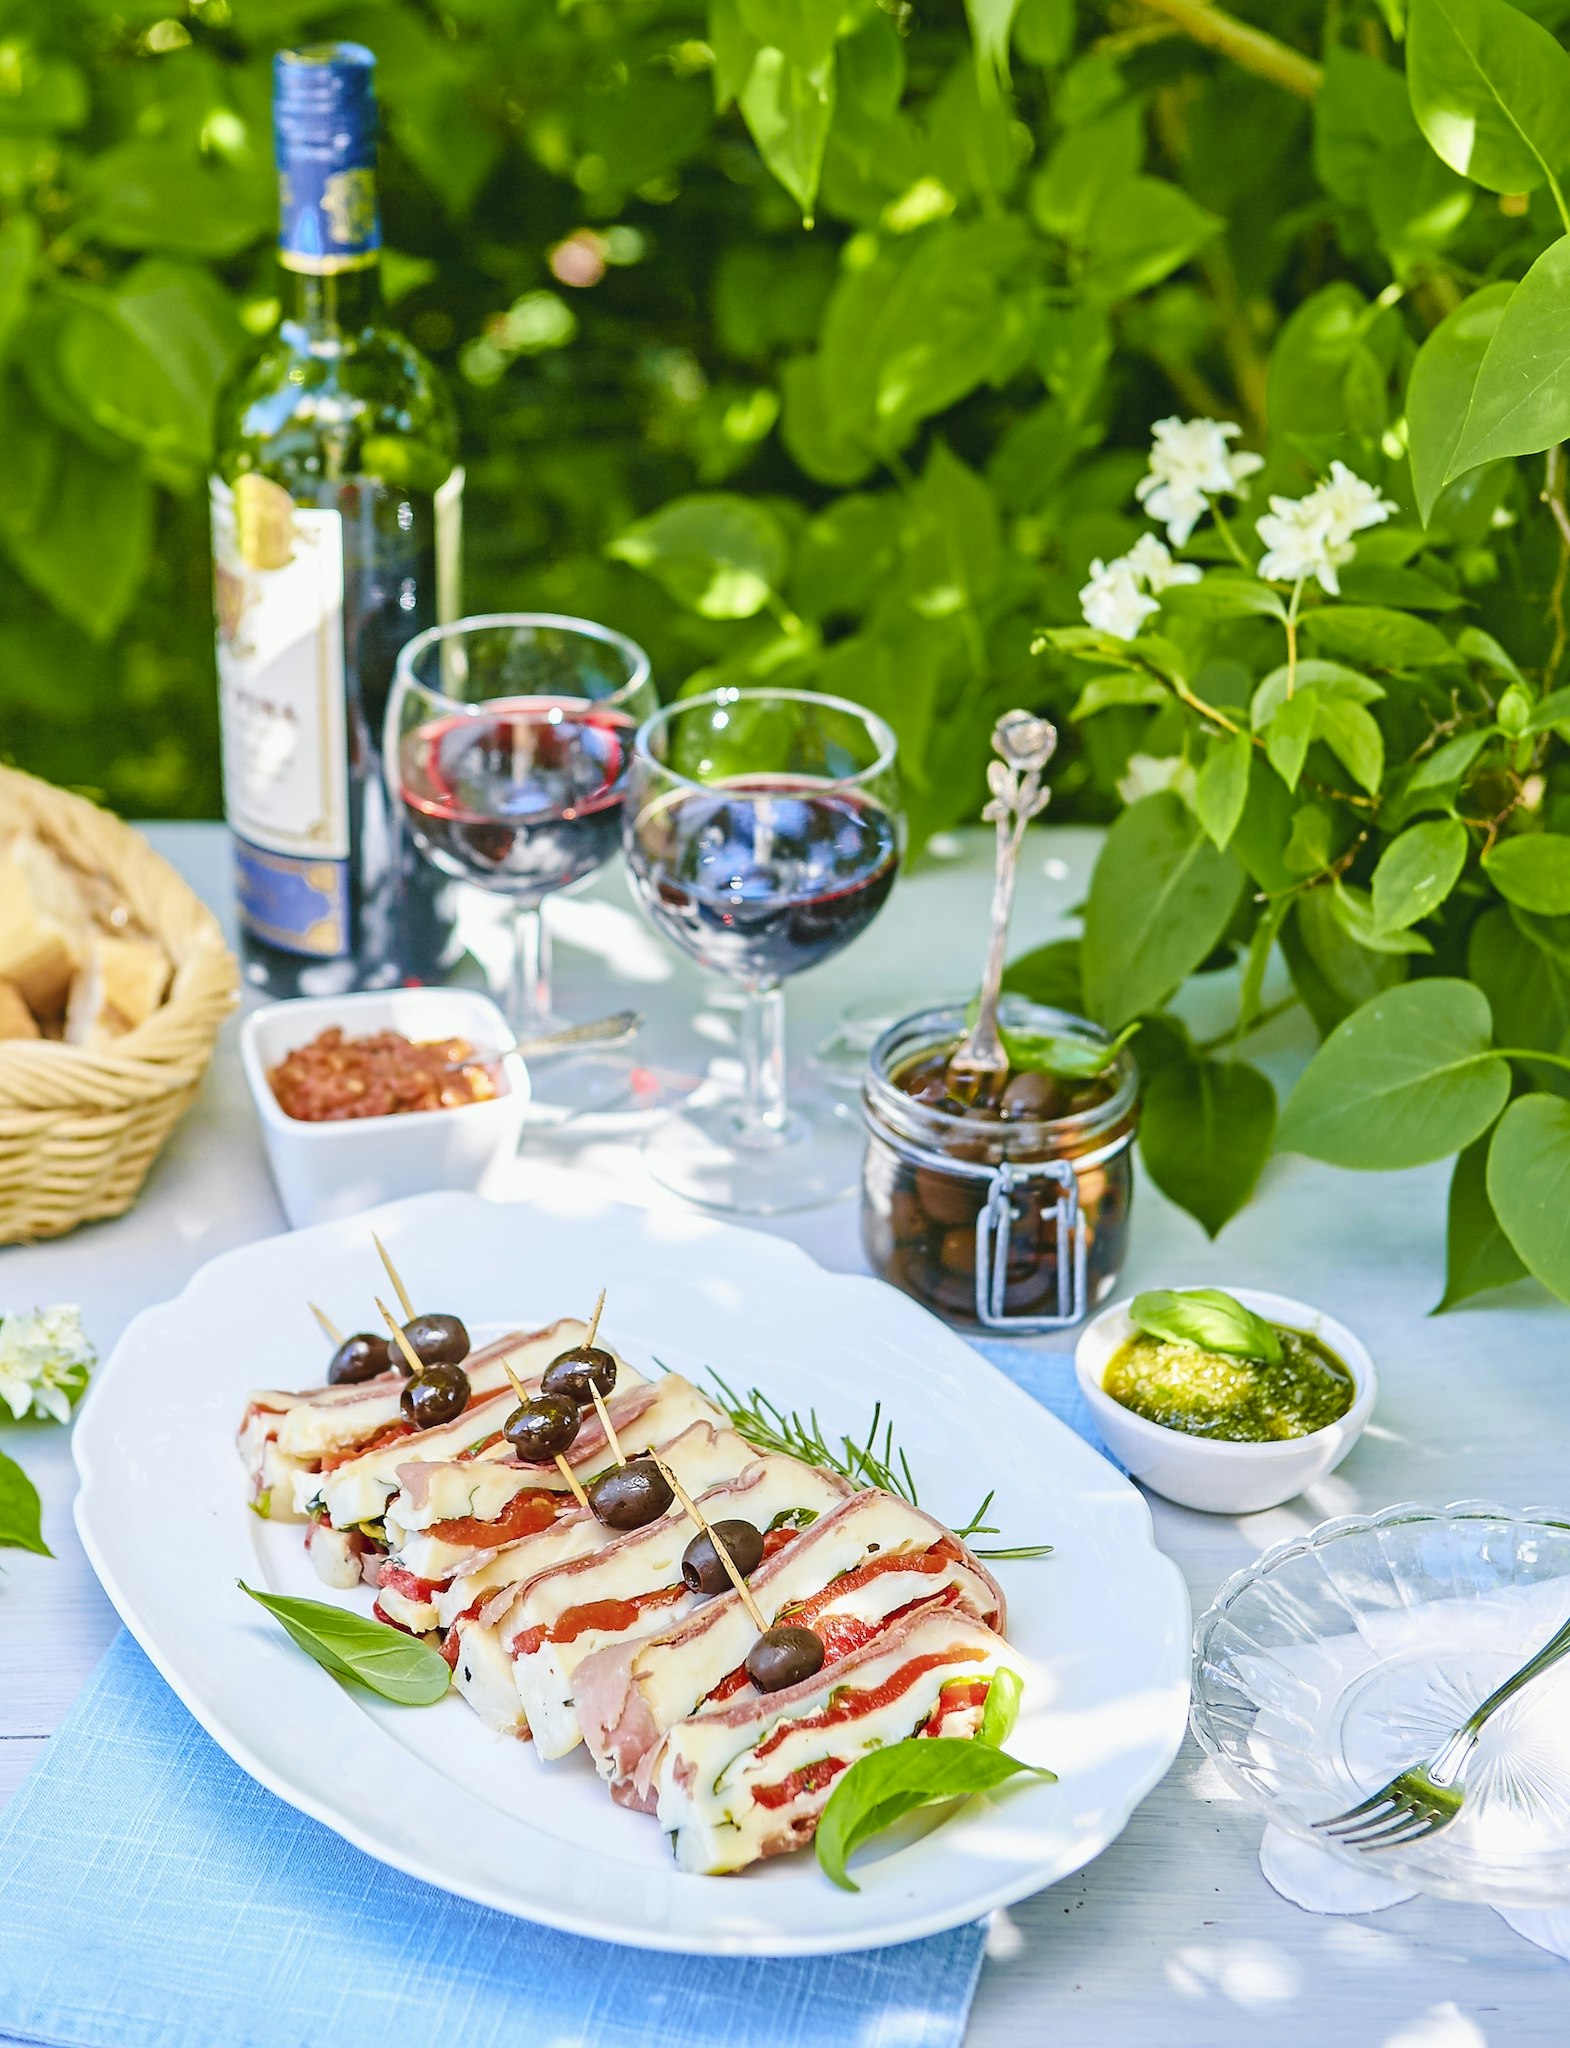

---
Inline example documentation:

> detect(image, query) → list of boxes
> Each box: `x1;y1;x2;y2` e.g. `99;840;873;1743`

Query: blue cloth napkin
969;1337;1122;1469
0;1337;1102;2048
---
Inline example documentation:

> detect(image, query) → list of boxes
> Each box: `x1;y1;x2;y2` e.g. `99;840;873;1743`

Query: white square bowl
239;988;529;1230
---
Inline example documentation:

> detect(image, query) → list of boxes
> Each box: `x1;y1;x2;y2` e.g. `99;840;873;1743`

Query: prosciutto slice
574;1489;1005;1810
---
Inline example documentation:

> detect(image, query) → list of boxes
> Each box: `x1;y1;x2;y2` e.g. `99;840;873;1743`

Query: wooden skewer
584;1287;606;1349
655;1455;768;1632
372;1233;416;1322
309;1301;344;1346
587;1381;626;1467
375;1295;427;1378
502;1356;591;1512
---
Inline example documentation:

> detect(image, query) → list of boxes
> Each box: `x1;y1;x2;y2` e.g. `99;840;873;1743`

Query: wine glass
387;614;655;1112
624;686;902;1213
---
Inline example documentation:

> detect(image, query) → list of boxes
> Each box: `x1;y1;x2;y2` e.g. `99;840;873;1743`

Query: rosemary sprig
700;1367;1052;1562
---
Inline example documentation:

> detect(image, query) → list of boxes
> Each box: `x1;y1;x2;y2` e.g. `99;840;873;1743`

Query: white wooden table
3;823;1564;2047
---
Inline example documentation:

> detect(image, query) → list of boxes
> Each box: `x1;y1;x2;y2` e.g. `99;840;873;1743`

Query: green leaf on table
999;1020;1136;1080
609;493;788;618
815;1730;1053;1891
1371;816;1469;931
1082;792;1244;1029
1448;237;1570;479
1407;0;1570;195
1487;1093;1570;1303
239;1582;450;1704
1436;1134;1527;1311
1194;730;1252;851
1301;607;1456;670
1277;978;1510;1169
1406;282;1515;523
1482;833;1570;916
1002;939;1083;1013
0;1447;50;1557
1129;1287;1283;1364
1138;1056;1277;1238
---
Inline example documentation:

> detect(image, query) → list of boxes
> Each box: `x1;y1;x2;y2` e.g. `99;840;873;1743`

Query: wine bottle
211;42;462;996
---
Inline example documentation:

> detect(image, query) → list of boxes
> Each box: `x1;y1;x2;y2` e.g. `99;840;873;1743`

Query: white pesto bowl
240;988;529;1231
1074;1287;1376;1514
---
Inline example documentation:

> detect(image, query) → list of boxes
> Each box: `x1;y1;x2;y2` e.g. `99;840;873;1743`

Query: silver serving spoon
444;1009;644;1067
945;711;1057;1100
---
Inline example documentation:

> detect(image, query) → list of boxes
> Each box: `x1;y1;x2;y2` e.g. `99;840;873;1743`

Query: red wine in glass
625;778;900;984
399;697;634;903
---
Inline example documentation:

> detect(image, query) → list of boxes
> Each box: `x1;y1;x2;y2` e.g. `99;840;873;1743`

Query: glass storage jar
861;999;1138;1333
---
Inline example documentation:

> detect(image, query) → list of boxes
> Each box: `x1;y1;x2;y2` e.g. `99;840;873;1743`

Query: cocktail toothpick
584;1287;606;1348
502;1355;590;1511
587;1380;626;1467
375;1295;427;1378
309;1301;344;1346
372;1233;416;1322
655;1456;768;1632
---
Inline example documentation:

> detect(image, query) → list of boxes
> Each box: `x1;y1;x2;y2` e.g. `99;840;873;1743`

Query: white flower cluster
1136;416;1263;547
1255;460;1398;595
0;1305;94;1426
1078;533;1201;643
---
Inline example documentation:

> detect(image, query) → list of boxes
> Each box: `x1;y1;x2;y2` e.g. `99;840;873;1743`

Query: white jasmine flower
1315;459;1399;538
1123;533;1203;594
1255;461;1398;595
0;1306;94;1425
1135;416;1265;546
1079;557;1159;642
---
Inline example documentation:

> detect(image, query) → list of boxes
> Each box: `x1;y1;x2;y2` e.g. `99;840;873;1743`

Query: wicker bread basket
0;764;238;1242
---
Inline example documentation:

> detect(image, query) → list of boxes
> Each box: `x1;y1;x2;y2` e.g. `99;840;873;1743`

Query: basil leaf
978;1666;1024;1748
1129;1287;1284;1366
998;1020;1137;1080
0;1447;51;1557
816;1735;1055;1892
238;1581;450;1705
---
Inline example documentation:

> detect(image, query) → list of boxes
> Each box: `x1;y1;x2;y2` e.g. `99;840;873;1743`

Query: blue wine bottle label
211;476;353;958
274;43;380;276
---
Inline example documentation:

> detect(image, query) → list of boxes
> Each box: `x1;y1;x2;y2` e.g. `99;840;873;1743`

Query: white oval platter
73;1189;1189;1956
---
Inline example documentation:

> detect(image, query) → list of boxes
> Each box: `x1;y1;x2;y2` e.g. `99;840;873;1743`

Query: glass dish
861;997;1137;1333
1191;1502;1570;1907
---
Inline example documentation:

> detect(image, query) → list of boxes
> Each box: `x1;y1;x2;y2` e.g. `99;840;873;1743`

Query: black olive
400;1361;470;1429
398;1313;470;1372
682;1519;765;1596
503;1393;582;1464
745;1624;825;1694
541;1345;618;1404
587;1457;673;1531
327;1333;391;1385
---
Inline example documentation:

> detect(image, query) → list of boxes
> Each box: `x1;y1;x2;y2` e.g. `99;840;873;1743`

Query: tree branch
1133;0;1323;99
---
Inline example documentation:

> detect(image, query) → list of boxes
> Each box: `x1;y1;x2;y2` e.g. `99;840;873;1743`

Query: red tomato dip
268;1027;501;1122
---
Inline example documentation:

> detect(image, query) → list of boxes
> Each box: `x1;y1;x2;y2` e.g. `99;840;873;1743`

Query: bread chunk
65;933;172;1047
0;835;88;1016
0;979;40;1040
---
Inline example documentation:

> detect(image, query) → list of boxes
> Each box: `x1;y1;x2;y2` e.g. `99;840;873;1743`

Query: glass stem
510;903;553;1032
739;982;788;1144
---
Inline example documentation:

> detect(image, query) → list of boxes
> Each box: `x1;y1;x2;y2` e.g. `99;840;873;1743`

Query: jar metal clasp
973;1158;1087;1332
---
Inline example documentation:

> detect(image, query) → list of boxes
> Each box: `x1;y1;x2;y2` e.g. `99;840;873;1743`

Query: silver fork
1315;1610;1570;1850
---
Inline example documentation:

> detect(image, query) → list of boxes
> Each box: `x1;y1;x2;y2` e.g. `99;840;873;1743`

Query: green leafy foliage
1082;794;1243;1029
1487;1093;1570;1302
1437;1134;1527;1311
1139;1054;1277;1239
238;1581;450;1704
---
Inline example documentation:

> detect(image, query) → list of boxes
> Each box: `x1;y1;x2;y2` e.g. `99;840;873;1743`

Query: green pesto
1104;1325;1354;1442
